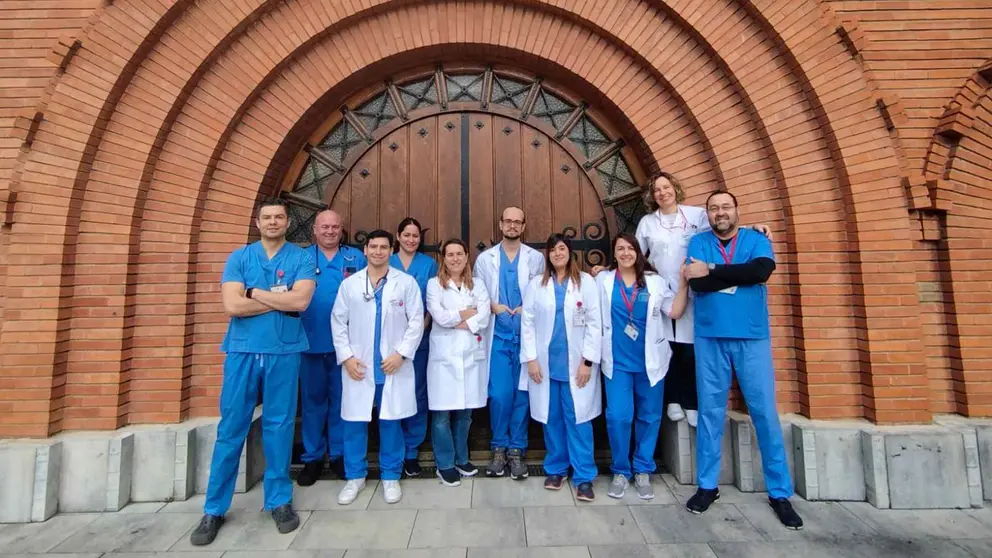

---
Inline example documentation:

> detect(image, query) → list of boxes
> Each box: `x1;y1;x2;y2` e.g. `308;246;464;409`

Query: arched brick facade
1;0;989;437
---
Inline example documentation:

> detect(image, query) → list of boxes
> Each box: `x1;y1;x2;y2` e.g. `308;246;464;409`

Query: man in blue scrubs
682;190;803;530
297;209;367;486
191;198;317;546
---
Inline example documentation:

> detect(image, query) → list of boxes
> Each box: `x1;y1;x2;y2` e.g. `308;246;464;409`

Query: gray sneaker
608;474;628;499
634;473;654;500
486;448;507;477
507;448;528;480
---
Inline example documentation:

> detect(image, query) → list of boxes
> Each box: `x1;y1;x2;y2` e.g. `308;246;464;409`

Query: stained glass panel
353;92;396;133
531;87;575;132
490;74;531;110
292;157;334;201
397;76;438;111
318;121;363;166
285;202;318;245
611;198;645;235
446;73;484;102
567;115;612;160
595;153;636;198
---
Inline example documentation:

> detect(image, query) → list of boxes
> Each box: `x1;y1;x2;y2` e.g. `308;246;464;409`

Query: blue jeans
432;409;473;470
605;370;663;478
696;336;793;498
488;337;529;451
342;384;404;481
401;347;430;459
204;352;299;515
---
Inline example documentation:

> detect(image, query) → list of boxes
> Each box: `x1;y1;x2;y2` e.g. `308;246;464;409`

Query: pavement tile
367;478;471;510
733;500;877;541
0;513;100;553
524;506;644;547
472;478;575;508
589;544;717;558
629;504;764;544
169;510;311;551
290;510;416;550
50;512;201;553
409;508;525;548
576;476;677;506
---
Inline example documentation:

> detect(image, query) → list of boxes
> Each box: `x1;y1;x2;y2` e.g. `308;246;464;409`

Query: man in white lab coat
473;206;545;479
331;229;425;506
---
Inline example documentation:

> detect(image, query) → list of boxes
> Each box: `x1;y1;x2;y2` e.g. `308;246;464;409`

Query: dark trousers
664;341;698;412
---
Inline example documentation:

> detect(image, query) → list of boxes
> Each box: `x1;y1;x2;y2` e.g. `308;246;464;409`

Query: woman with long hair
390;217;439;477
520;234;603;501
424;239;491;485
598;233;689;500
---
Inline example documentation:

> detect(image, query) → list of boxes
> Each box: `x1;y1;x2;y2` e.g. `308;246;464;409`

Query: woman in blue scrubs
598;233;689;500
390;217;439;477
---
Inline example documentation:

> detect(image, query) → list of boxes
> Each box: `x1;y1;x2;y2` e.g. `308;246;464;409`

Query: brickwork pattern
0;0;989;437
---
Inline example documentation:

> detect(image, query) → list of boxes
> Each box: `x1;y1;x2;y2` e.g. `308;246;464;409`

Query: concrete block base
728;411;796;494
0;440;61;523
657;415;734;486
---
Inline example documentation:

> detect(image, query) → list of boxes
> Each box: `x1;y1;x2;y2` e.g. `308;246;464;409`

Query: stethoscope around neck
313;243;357;276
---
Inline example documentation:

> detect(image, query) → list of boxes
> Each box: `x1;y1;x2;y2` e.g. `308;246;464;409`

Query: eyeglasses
501;219;525;227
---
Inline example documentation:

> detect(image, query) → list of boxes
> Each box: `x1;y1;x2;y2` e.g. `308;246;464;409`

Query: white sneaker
337;478;366;505
667;403;686;422
686;410;698;428
383;480;402;504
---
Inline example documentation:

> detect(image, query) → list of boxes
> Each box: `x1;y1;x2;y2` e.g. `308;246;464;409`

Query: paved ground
2;474;991;558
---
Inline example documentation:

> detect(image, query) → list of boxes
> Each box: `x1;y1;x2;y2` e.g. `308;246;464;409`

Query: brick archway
0;0;931;438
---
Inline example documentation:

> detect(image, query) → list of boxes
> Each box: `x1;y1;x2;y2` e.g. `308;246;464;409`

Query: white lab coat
473;241;545;390
598;271;676;387
425;277;492;411
519;272;603;425
331;267;425;422
635;205;708;344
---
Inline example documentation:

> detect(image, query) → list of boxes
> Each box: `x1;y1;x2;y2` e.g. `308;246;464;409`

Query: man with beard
191;198;316;546
474;206;545;479
681;191;803;530
297;210;367;486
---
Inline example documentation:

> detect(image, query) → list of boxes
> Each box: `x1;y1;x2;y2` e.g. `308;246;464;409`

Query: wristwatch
707;263;716;271
583;359;593;367
245;287;254;299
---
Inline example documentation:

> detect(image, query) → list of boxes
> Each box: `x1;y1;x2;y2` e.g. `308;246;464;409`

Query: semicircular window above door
280;65;649;266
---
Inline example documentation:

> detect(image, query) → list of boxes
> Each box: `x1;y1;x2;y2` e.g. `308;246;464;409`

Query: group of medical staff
189;172;806;547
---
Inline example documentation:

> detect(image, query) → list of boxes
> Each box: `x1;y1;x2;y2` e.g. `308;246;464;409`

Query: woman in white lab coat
425;239;492;486
599;233;689;501
520;234;602;502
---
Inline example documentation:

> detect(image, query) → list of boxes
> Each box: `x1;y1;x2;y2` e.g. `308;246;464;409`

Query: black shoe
575;482;595;502
403;459;422;477
437;467;462;486
507;448;528;480
456;461;479;477
686;487;720;514
189;514;224;546
271;504;300;534
296;460;323;487
329;457;345;479
544;475;564;490
769;497;804;530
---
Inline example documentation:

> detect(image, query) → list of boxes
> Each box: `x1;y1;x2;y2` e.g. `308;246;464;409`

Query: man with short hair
682;190;803;530
331;229;425;505
474;206;545;479
191;198;316;546
297;210;367;486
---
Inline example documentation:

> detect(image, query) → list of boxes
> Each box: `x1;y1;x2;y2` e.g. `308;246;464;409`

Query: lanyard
657;207;686;231
717;235;738;265
616;272;639;324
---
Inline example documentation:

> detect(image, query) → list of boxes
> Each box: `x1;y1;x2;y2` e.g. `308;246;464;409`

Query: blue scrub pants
543;379;597;484
605;370;663;478
432;409;472;470
342;384;405;481
299;352;343;463
488;337;529;451
204;352;299;516
696;336;793;499
401;347;430;460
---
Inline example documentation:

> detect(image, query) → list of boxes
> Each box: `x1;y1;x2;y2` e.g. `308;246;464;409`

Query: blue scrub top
372;276;387;385
390;251;438;352
494;246;522;344
301;245;367;354
548;279;570;382
687;228;774;340
221;241;317;355
611;277;649;374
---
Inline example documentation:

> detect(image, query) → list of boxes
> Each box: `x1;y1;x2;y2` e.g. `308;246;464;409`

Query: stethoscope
313;244;357;276
363;272;386;301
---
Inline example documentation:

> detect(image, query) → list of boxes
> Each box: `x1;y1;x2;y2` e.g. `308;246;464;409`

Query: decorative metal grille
531;88;575;132
490;74;531;109
596;153;637;198
352;92;396;133
317;120;363;167
446;73;484;103
286;202;318;244
397;76;438;111
611;198;644;235
568;115;612;160
292;158;334;201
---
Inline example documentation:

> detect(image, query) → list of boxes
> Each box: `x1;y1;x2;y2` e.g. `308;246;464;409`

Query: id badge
270;284;289;293
474;335;486;361
651;304;662;318
573;308;586;327
624;323;639;341
718;286;738;295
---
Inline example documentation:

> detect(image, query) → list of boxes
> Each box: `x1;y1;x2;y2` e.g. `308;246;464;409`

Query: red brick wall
0;0;989;437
